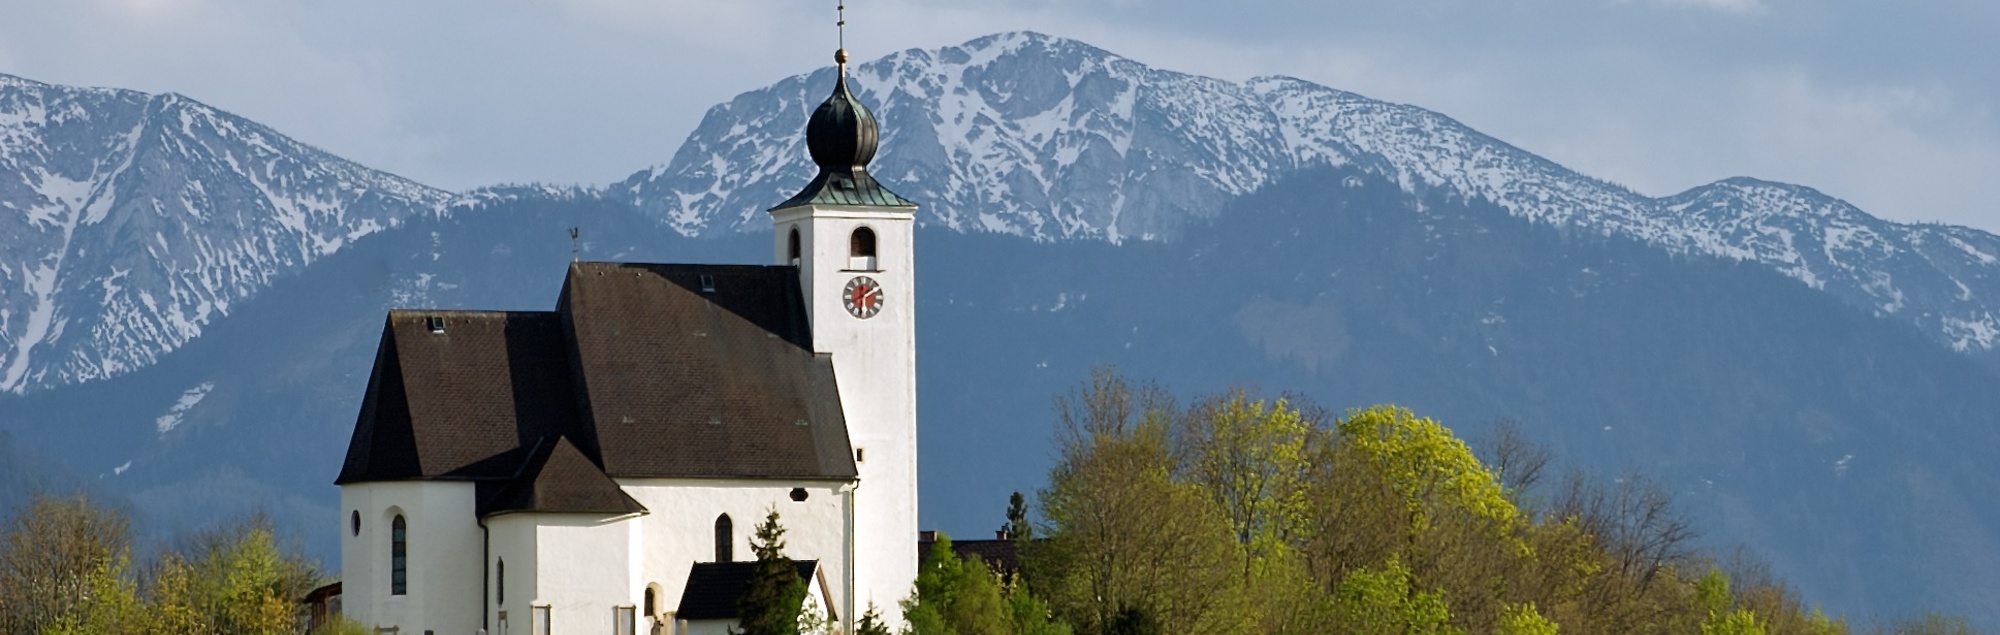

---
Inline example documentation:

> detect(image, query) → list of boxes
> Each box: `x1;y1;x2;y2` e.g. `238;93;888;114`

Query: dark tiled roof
478;437;646;517
339;262;859;499
338;311;577;484
675;560;820;620
559;263;855;480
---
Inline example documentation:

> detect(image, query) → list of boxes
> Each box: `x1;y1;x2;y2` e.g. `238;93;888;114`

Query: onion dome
771;51;916;211
806;68;879;170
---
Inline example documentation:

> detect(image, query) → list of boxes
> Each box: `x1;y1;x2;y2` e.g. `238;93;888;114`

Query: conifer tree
736;509;807;635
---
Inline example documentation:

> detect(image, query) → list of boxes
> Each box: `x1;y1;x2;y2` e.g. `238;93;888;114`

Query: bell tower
768;23;919;629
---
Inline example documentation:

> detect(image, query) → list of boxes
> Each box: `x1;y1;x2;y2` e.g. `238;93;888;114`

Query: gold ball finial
835;48;849;65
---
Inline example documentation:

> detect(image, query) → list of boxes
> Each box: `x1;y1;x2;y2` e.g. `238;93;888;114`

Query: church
334;46;919;635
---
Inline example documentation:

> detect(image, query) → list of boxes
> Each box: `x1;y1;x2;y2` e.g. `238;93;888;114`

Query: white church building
335;51;919;635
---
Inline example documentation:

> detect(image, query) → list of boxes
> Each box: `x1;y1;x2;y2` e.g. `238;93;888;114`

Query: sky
2;0;1995;232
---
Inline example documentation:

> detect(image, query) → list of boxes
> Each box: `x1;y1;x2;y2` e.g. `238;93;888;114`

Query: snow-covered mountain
619;31;2000;358
3;31;1996;393
0;73;450;393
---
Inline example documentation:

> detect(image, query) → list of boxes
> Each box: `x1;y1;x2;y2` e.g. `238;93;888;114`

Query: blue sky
3;0;1994;231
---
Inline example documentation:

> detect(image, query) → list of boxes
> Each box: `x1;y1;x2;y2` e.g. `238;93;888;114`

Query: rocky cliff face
0;73;449;393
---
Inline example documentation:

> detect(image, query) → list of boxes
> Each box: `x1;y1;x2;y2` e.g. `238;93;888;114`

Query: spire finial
835;2;848;74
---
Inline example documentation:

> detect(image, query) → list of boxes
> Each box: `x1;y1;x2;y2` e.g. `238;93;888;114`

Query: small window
427;316;445;333
856;447;865;463
787;228;802;265
496;558;505;605
391;514;408;596
699;274;716;293
350;511;360;536
790;487;809;502
644;587;657;617
715;514;734;562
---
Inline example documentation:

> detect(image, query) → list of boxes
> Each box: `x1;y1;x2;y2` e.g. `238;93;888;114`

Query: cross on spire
835;2;849;72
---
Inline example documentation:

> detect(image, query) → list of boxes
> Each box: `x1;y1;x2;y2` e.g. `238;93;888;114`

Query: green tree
903;534;1010;635
1336;406;1518;533
1694;569;1768;635
181;516;320;633
1004;579;1073;635
1495;603;1559;635
1004;492;1033;542
1176;390;1319;580
737;509;807;635
41;555;144;635
1331;556;1463;635
0;492;136;634
1033;370;1241;635
857;604;894;635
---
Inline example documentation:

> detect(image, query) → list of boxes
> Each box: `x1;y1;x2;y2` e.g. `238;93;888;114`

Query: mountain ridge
0;71;450;393
619;31;2000;359
5;34;1996;393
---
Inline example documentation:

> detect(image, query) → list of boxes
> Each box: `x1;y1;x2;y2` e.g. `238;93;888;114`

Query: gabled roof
338;262;859;498
675;560;822;620
478;437;646;517
338;311;577;483
559;263;856;480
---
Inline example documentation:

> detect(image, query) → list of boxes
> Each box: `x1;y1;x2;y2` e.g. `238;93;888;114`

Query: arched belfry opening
788;227;803;266
850;227;877;270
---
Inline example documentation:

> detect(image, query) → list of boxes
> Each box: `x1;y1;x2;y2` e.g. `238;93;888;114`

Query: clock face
843;276;884;319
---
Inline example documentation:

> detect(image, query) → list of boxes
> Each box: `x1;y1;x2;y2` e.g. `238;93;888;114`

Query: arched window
850;227;876;257
391;514;408;596
787;228;802;265
497;558;506;605
644;586;657;617
714;514;734;562
849;227;878;271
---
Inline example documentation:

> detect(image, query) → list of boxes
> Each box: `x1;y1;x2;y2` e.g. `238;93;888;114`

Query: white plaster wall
621;479;851;627
487;514;540;635
338;481;484;634
773;204;920;626
535;515;638;633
